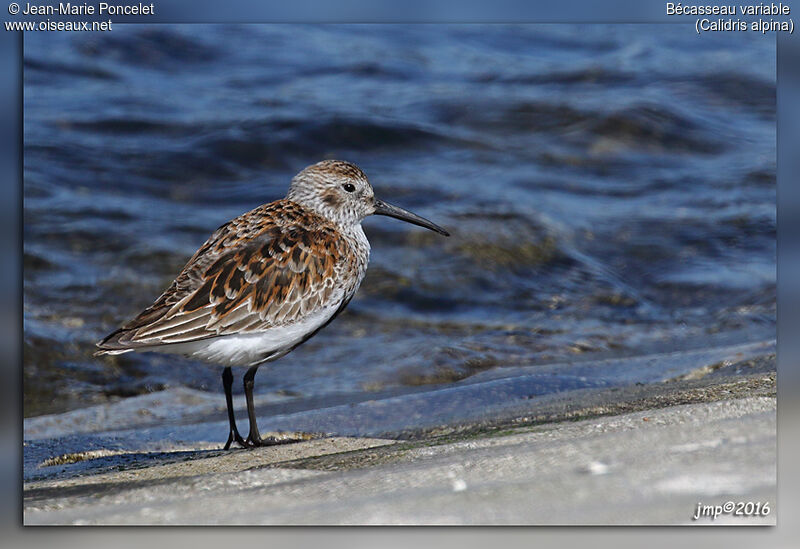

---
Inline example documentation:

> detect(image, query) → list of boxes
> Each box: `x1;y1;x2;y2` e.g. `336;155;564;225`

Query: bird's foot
224;429;248;450
244;432;262;447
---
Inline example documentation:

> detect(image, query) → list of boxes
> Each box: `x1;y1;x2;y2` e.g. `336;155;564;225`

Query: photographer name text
21;2;154;15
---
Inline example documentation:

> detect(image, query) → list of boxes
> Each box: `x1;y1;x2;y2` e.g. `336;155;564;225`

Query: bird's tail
94;327;142;357
93;347;134;357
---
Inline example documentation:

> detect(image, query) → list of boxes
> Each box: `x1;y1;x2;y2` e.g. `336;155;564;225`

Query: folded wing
96;205;347;353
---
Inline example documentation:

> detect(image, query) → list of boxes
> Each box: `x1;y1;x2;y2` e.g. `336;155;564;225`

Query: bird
95;160;450;449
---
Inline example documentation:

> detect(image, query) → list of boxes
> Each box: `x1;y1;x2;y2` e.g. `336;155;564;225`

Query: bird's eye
342;183;356;193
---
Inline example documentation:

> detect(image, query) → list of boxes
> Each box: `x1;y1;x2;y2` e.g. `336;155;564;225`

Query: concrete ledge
24;375;776;525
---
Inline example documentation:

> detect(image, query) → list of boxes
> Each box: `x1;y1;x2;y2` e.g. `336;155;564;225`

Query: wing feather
96;201;356;353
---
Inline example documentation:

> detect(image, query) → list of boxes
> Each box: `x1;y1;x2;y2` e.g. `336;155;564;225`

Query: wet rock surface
24;342;776;525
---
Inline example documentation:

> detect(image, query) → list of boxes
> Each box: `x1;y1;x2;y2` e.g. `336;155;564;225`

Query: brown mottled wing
97;216;346;351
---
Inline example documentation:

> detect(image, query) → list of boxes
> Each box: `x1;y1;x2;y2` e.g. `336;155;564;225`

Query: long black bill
373;198;450;237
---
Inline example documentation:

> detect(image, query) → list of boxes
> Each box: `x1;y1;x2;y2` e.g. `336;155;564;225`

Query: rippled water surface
23;25;775;417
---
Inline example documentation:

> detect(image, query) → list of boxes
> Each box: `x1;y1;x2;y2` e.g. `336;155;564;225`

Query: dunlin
96;160;449;449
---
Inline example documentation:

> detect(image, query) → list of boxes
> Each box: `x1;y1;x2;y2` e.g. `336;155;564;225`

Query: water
23;24;775;418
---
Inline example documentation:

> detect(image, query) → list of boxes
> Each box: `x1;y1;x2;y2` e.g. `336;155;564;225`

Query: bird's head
287;160;450;236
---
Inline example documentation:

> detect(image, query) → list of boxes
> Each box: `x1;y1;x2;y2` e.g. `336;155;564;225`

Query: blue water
23;24;775;417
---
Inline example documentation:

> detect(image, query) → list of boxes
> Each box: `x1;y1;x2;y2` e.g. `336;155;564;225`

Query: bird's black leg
222;367;247;450
243;365;263;447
